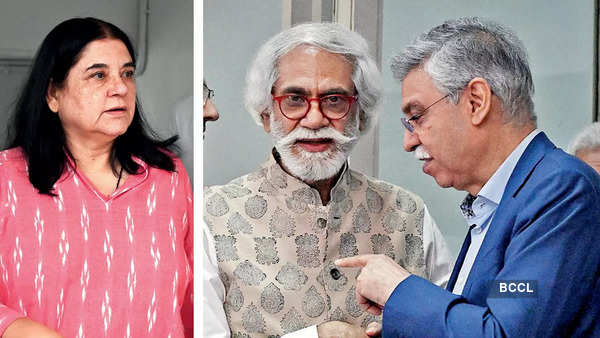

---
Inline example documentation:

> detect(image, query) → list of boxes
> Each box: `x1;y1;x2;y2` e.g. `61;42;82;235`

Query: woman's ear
46;81;59;113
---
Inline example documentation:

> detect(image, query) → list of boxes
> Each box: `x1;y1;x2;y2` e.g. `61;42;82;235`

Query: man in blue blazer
337;17;600;337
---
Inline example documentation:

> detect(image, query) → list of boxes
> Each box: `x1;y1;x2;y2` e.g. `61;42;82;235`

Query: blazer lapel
460;132;556;300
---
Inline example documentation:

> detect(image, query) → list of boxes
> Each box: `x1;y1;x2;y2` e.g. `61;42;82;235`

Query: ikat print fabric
204;152;427;337
0;148;193;337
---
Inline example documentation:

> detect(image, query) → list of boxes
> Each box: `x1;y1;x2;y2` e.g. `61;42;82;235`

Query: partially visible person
203;80;219;132
204;22;452;337
1;17;193;337
174;80;219;179
569;122;600;173
338;17;600;337
200;81;228;338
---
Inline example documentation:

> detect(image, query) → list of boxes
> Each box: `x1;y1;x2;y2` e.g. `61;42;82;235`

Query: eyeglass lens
401;94;449;132
280;95;352;119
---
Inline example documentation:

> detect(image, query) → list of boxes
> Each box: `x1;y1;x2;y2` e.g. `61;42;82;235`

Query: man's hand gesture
335;254;411;315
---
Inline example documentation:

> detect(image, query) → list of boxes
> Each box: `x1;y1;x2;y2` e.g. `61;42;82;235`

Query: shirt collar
460;129;541;226
64;151;149;201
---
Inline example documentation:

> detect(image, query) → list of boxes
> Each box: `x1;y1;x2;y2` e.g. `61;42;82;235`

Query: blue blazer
382;133;600;337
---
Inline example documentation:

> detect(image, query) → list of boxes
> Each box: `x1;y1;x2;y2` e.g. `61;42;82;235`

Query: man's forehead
301;45;322;55
401;68;432;90
400;68;439;113
276;45;352;73
273;46;355;94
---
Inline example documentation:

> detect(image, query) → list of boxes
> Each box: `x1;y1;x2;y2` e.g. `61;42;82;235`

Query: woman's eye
123;70;135;78
91;72;105;79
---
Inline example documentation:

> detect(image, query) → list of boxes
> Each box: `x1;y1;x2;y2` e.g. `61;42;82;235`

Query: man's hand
317;321;369;338
3;318;63;338
365;321;382;337
336;254;411;315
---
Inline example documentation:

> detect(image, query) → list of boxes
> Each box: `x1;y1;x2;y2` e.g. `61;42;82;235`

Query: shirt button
330;268;341;280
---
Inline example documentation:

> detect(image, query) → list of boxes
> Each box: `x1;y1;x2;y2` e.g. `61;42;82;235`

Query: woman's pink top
0;148;193;337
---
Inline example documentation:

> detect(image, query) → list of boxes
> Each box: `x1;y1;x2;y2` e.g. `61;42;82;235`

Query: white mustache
275;126;357;149
414;146;431;160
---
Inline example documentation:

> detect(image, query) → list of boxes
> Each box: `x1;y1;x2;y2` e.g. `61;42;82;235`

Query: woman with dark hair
0;17;192;337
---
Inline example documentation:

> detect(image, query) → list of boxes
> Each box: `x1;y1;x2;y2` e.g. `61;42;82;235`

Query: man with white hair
338;17;600;337
203;22;452;337
569;122;600;173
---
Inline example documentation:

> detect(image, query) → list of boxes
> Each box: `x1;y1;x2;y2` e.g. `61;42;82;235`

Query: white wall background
0;0;192;148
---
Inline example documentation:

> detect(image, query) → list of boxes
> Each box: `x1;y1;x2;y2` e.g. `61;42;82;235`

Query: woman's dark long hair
5;17;178;196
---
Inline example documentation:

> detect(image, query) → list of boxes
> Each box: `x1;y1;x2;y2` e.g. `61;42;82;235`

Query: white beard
270;114;360;183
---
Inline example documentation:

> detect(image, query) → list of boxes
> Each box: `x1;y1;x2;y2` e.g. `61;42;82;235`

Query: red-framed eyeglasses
272;94;358;120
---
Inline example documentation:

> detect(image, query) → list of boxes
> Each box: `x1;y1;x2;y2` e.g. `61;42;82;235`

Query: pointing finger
335;254;374;267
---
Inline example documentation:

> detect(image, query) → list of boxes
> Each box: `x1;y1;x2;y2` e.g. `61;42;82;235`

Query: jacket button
330;268;341;280
317;218;327;229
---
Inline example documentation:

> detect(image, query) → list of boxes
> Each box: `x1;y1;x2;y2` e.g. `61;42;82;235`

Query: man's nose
299;99;329;130
203;99;219;122
403;129;420;152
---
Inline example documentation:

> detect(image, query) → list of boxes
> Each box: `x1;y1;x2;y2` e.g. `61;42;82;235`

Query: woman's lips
295;138;333;152
103;107;127;116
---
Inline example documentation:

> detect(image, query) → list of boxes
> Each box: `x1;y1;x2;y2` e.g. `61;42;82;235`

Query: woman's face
47;38;136;144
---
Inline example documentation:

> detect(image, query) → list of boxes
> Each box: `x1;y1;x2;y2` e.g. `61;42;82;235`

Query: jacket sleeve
383;167;600;337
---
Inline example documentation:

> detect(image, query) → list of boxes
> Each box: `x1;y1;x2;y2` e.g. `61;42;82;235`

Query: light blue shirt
453;129;542;295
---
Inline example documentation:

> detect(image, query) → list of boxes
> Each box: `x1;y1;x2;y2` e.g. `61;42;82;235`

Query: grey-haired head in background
391;17;536;126
568;122;600;155
244;22;382;134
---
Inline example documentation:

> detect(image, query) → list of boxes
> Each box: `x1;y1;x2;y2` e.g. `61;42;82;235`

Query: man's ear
46;81;59;113
357;110;365;132
465;77;492;126
261;111;271;133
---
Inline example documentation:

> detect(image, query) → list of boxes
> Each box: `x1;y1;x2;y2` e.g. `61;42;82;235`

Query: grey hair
568;122;600;155
245;22;382;134
391;17;536;125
